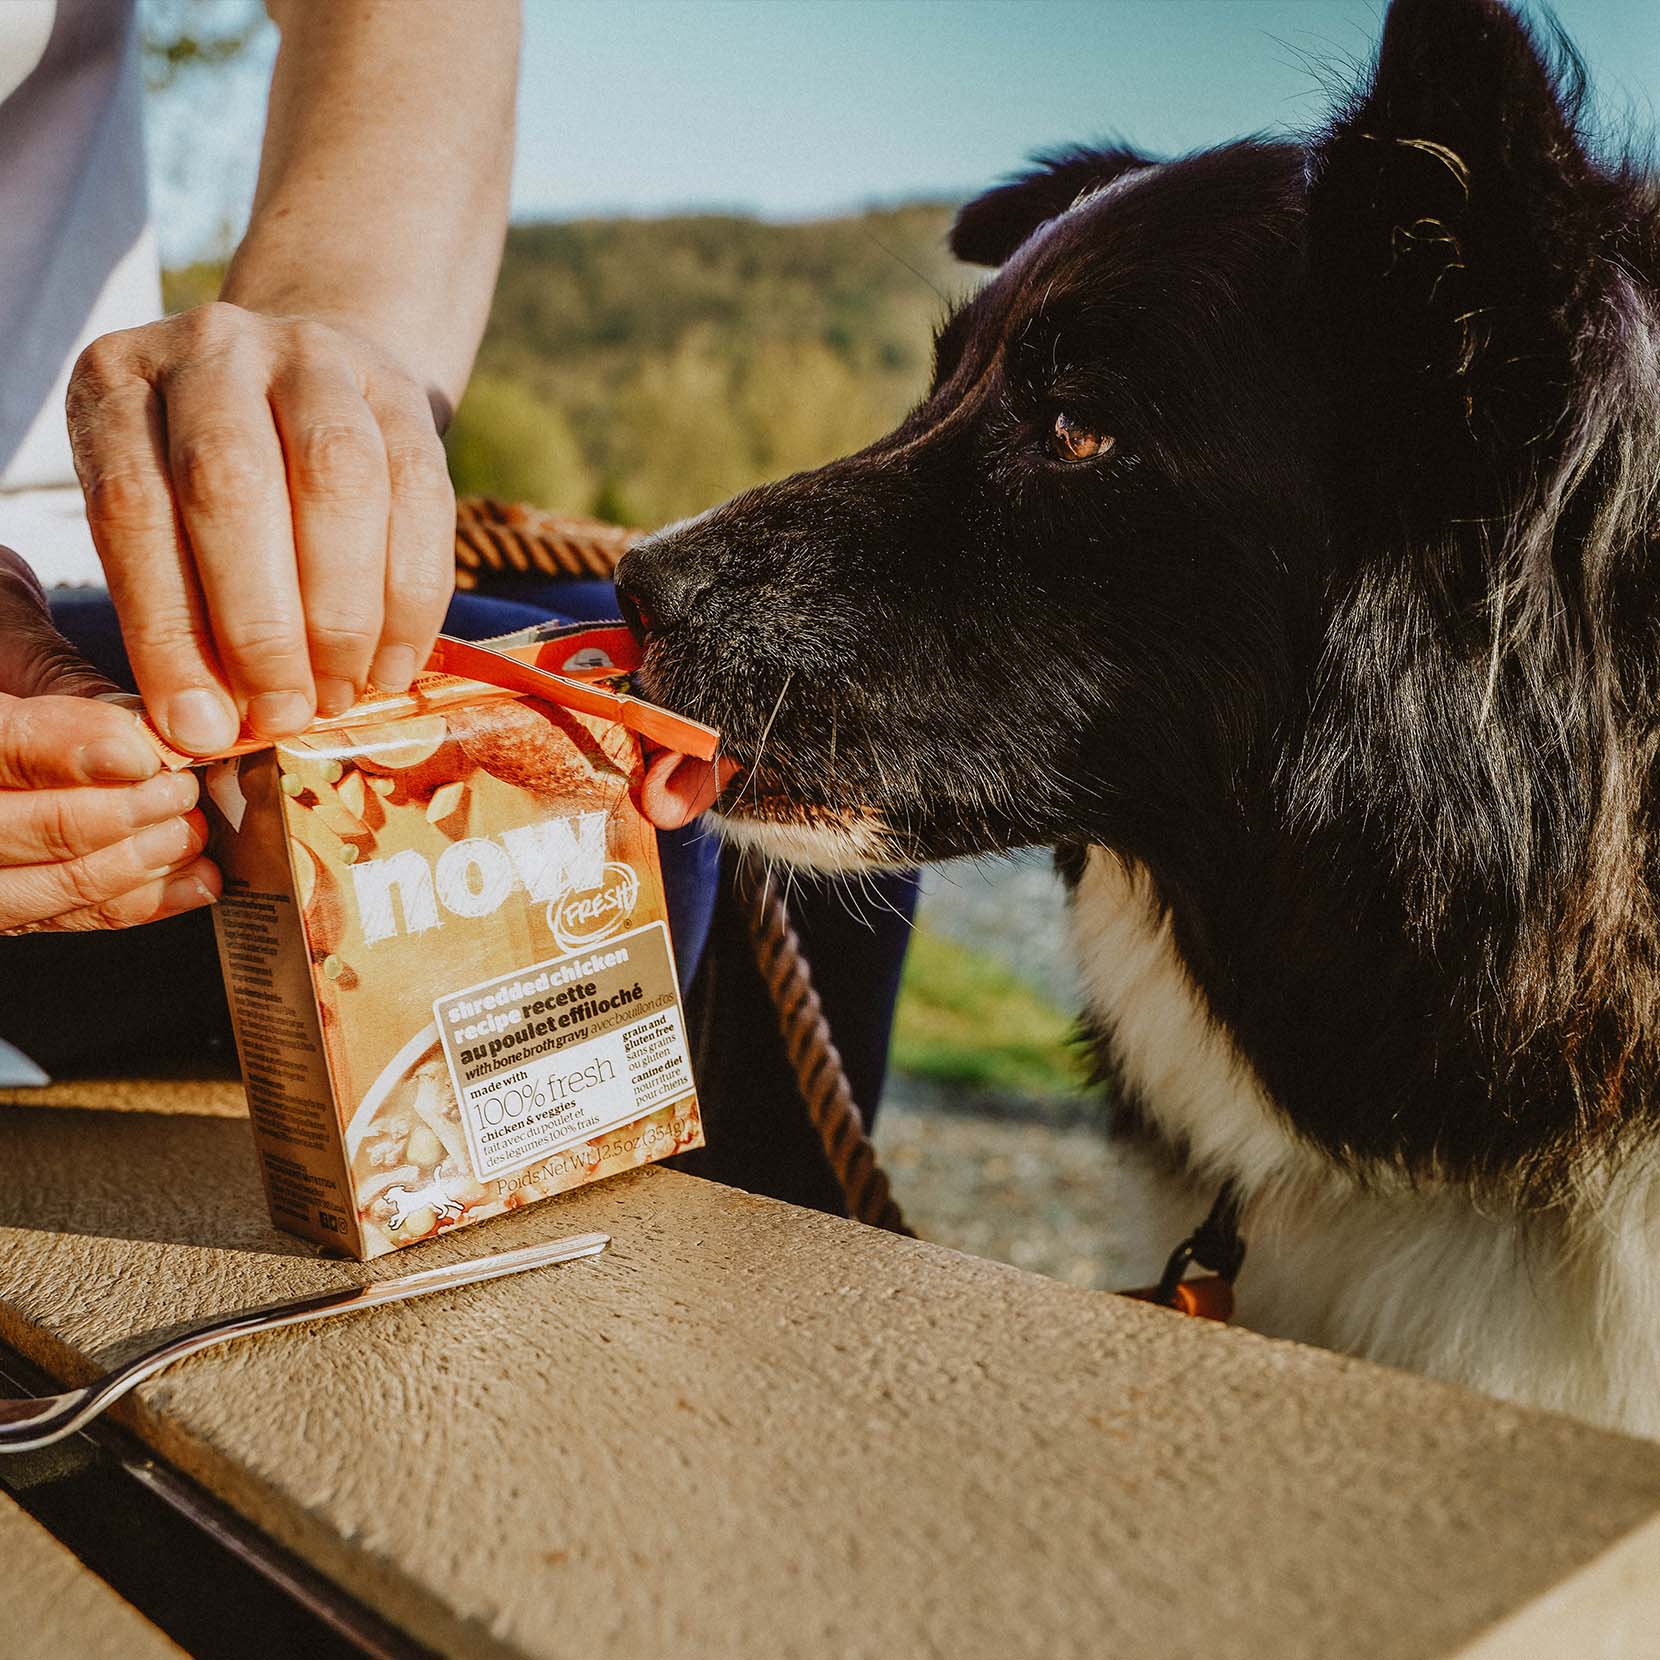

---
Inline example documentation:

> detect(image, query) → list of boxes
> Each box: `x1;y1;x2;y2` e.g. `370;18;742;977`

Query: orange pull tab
112;637;722;772
427;636;721;761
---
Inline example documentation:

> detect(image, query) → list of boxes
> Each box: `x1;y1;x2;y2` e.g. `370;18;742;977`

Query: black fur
617;0;1660;1202
949;144;1152;267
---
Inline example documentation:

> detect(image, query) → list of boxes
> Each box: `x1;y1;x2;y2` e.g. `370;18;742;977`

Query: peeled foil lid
114;632;720;772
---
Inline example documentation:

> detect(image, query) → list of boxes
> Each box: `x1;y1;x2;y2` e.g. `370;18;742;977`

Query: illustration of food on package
166;624;716;1258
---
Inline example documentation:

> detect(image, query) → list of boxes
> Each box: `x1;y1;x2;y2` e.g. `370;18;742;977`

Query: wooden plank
0;1088;1658;1660
0;1490;185;1660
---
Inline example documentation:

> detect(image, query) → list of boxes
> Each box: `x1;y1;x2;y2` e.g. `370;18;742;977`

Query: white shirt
0;0;162;583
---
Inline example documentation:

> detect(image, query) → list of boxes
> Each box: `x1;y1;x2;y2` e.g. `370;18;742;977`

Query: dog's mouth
638;740;903;869
710;788;901;871
639;745;735;829
627;602;1006;870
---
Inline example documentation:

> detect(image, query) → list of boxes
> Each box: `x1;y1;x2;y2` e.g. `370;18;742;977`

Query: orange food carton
132;626;717;1258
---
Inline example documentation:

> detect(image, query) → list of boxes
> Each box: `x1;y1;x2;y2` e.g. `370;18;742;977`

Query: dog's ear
951;146;1151;267
1308;0;1602;498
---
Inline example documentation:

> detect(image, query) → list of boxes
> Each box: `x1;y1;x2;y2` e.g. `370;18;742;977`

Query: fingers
163;338;314;741
0;693;166;788
11;633;122;701
70;333;242;757
272;330;392;714
0;545;48;608
0;534;218;936
368;377;455;694
53;856;221;932
0;808;212;934
0;687;215;935
0;554;123;703
71;305;457;754
1;857;221;936
0;768;198;864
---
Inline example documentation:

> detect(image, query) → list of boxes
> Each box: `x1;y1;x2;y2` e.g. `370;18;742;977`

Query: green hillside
167;203;974;530
465;203;974;527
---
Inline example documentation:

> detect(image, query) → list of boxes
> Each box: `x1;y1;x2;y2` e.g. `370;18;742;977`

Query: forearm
222;0;520;423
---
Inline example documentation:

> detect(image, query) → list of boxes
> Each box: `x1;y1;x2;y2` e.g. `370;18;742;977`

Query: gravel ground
877;852;1141;1290
874;1077;1138;1290
913;849;1080;1009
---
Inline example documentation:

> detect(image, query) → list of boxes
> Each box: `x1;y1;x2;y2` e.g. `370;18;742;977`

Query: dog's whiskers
735;669;795;816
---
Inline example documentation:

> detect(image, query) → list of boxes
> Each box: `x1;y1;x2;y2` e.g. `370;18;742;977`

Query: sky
512;0;1658;220
151;0;1660;264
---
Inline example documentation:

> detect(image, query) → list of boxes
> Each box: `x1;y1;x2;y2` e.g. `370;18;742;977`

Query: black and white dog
619;0;1660;1435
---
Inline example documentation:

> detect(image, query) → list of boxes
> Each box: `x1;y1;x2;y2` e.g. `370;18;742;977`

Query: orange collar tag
1119;1276;1235;1322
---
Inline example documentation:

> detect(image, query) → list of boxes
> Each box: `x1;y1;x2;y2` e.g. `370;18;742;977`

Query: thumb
0;550;121;701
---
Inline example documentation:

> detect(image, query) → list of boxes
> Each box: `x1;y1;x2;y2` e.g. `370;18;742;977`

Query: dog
616;0;1660;1436
383;1178;465;1233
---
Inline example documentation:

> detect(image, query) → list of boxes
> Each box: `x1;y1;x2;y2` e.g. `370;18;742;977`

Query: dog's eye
1050;411;1114;463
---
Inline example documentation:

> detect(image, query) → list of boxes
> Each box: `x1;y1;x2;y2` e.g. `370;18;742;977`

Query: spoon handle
75;1231;611;1430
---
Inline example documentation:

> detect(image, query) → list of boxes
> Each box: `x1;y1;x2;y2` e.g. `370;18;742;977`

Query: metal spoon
0;1230;610;1454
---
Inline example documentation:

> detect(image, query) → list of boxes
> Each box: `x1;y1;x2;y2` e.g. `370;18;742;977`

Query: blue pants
7;586;917;1209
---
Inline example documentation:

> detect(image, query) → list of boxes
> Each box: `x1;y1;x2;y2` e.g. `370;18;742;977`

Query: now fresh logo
547;862;640;952
350;811;608;945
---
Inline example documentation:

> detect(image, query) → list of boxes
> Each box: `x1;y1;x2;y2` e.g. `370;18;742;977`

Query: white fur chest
1067;848;1313;1194
1067;845;1660;1437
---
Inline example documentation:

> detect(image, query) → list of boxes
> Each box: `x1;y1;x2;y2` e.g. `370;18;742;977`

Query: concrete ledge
1453;1511;1660;1659
1;1087;1659;1659
0;1491;184;1659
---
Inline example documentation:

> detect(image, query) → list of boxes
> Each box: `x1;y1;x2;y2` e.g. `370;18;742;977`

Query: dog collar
1121;1183;1247;1321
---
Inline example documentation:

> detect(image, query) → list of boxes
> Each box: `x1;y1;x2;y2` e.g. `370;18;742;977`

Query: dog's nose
614;538;702;642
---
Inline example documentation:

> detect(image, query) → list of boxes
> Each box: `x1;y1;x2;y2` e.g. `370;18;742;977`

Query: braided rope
453;495;912;1235
454;495;640;589
735;860;913;1235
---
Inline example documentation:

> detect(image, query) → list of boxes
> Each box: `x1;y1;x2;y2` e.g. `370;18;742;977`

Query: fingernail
314;677;358;718
80;736;161;782
165;688;239;755
133;815;199;872
246;690;314;737
129;769;199;824
369;645;418;694
160;869;219;912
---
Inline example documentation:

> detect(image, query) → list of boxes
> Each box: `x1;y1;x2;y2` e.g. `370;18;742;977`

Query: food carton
128;625;717;1258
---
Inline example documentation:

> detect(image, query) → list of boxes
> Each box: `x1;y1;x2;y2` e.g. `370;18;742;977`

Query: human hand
67;303;456;757
0;549;217;934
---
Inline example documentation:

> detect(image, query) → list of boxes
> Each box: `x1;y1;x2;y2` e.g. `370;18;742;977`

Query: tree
444;374;597;517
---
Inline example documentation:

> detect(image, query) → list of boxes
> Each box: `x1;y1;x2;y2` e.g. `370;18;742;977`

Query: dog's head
619;0;1644;878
